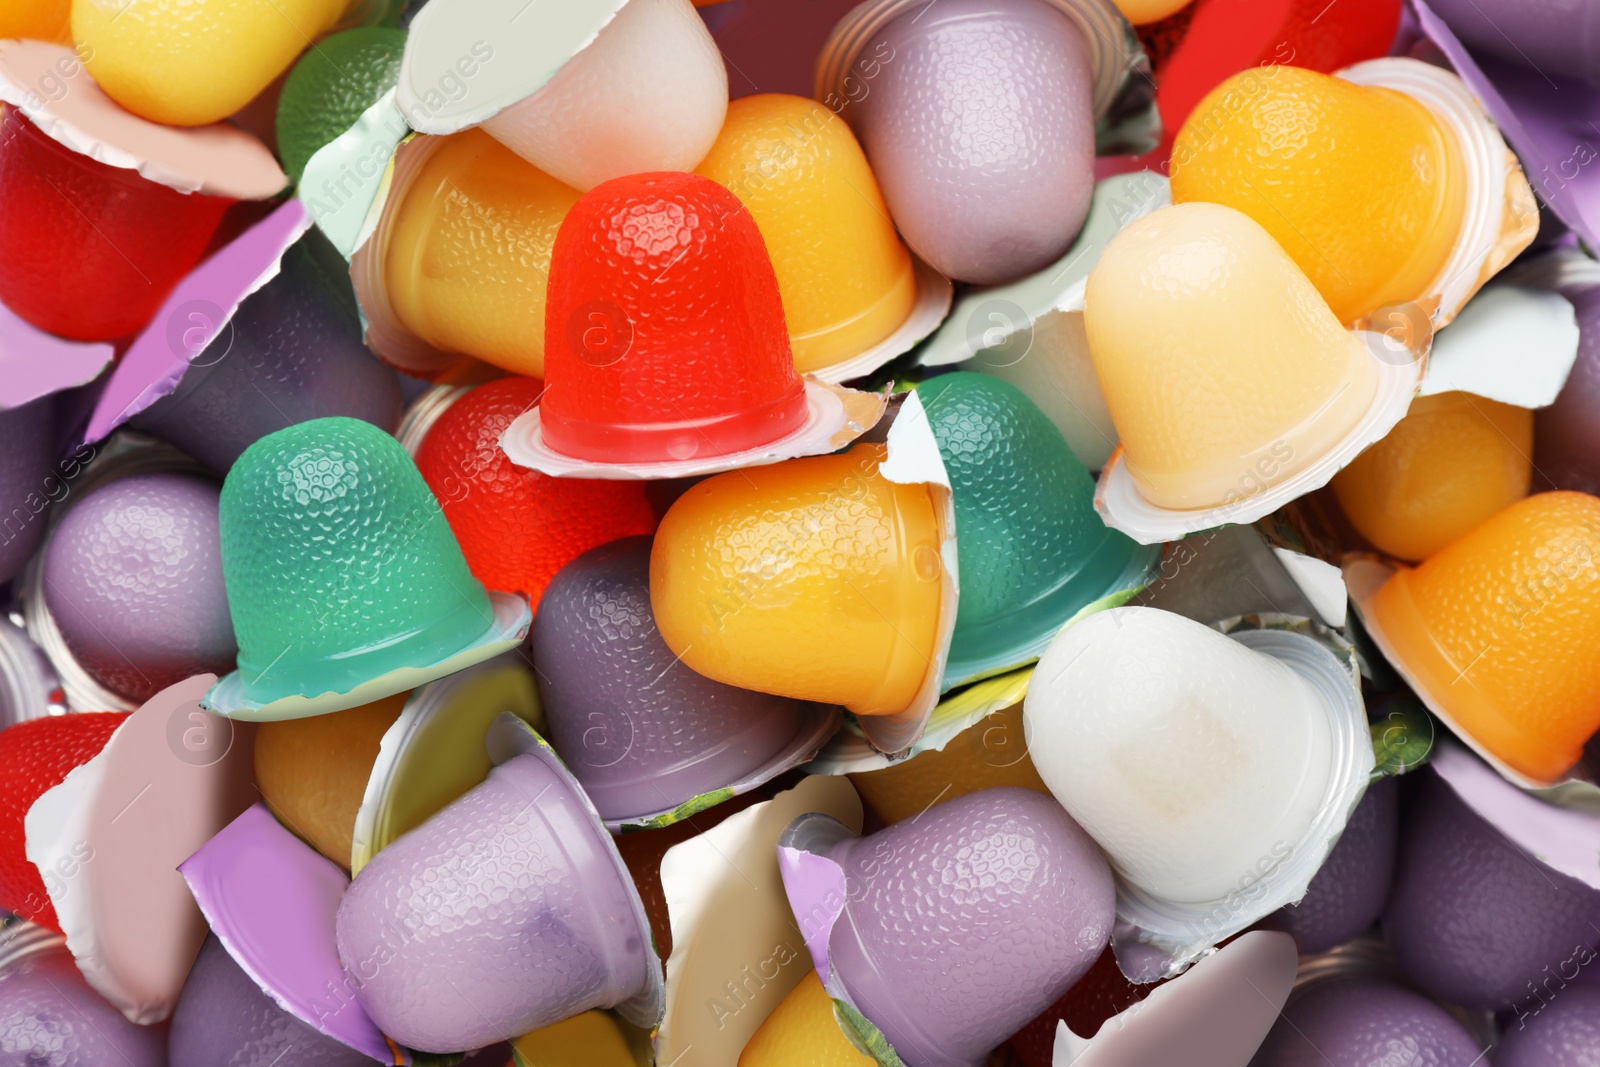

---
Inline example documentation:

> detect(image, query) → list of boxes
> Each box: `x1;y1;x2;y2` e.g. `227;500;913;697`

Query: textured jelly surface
0;109;233;341
276;28;406;184
1170;66;1466;325
386;130;580;378
168;935;372;1067
1333;391;1532;562
252;692;408;870
696;94;915;373
650;444;944;717
852;0;1096;285
534;537;812;820
1536;288;1600;494
918;373;1137;662
1085;202;1377;510
828;788;1113;1067
415;378;656;610
0;941;166;1067
1266;775;1397;954
541;171;807;463
134;233;403;473
738;971;874;1067
336;753;651;1052
1498;984;1600;1067
1026;608;1334;904
1371;492;1600;782
75;0;346;126
220;417;493;704
44;473;237;703
0;399;54;584
1427;0;1600;88
1384;773;1600;1011
0;714;127;934
1251;975;1484;1066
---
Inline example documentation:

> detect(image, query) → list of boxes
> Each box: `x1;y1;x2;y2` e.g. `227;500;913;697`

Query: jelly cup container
202;417;531;722
1345;491;1600;794
0;41;287;343
499;171;886;481
334;715;664;1054
534;537;841;830
1024;607;1374;972
0;619;59;730
694;93;953;384
1085;202;1431;544
395;0;727;193
23;675;256;1025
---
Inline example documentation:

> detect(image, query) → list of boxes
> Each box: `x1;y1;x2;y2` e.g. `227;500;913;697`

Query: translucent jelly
414;378;657;609
0;0;69;41
541;171;808;464
73;0;348;127
650;444;944;718
1332;391;1532;562
0;107;234;342
738;971;874;1067
1370;492;1600;784
696;94;916;374
1170;66;1467;325
1085;202;1377;510
385;130;580;379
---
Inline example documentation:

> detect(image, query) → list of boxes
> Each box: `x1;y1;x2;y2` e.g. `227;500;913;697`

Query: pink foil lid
0;301;113;409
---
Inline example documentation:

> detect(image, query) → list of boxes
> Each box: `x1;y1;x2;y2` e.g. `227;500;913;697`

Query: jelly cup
512;1013;642;1067
918;373;1158;684
73;0;350;127
738;971;875;1066
0;921;166;1067
1331;391;1533;562
694;93;950;382
203;416;530;721
1426;0;1600;88
0;399;55;584
1024;607;1373;969
502;171;884;479
534;537;840;829
1519;253;1600;495
815;0;1157;285
0;0;70;41
1498;984;1600;1065
1170;59;1538;328
1114;0;1190;24
0;42;287;343
412;378;658;611
776;787;1115;1067
396;0;727;192
1353;491;1600;786
335;717;662;1053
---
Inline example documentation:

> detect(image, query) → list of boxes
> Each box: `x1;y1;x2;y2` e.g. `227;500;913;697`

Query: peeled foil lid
0;41;286;199
301;88;411;260
1420;282;1578;407
0;303;113;410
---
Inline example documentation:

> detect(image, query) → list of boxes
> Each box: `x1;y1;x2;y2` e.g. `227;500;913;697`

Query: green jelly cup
917;373;1159;687
204;417;529;721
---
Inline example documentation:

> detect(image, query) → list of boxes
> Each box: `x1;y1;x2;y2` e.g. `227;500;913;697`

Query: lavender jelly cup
1250;971;1485;1066
1499;982;1600;1065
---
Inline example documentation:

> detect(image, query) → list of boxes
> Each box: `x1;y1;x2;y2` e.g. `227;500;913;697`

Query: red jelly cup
539;171;809;465
0;107;235;342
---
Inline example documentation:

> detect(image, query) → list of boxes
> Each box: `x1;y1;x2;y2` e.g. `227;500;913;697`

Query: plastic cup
649;443;945;719
1368;491;1600;784
535;537;835;825
1384;770;1600;1011
168;934;373;1067
42;472;236;705
1251;972;1484;1067
131;232;403;473
0;0;69;41
695;93;916;374
1170;65;1467;325
477;0;728;192
1535;285;1600;494
1426;0;1600;88
0;398;55;584
1332;391;1533;562
413;377;658;610
739;971;875;1066
539;170;809;465
1498;984;1600;1066
0;107;235;342
1085;202;1377;511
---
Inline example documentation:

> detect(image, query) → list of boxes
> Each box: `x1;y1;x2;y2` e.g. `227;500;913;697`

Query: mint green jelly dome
918;373;1145;678
219;416;494;704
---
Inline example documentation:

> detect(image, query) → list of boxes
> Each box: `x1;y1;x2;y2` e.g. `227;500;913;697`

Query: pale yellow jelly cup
384;128;580;378
1085;201;1378;511
650;444;945;719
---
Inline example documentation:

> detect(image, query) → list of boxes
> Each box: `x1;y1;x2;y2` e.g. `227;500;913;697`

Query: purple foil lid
0;303;113;409
84;199;312;446
179;803;399;1065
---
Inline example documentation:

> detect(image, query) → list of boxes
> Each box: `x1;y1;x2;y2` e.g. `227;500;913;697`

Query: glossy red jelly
415;377;658;610
0;107;235;342
539;171;808;464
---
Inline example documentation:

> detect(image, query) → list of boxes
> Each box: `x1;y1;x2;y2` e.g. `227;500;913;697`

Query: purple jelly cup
335;716;661;1054
1526;256;1600;494
0;397;54;584
780;787;1113;1067
1425;0;1600;88
534;537;840;829
1499;982;1600;1065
